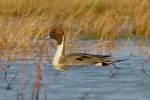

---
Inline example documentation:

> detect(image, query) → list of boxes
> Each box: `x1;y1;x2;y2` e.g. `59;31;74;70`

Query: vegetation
0;0;150;60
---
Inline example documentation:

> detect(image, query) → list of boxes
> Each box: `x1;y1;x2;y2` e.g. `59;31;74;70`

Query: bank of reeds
0;0;150;60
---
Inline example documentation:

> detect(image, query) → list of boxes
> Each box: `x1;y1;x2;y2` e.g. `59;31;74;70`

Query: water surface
0;40;150;100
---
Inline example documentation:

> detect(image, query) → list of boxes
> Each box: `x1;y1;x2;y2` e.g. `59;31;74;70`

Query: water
0;40;150;100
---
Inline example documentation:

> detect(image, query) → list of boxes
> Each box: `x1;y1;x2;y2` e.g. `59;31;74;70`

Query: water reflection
53;66;68;73
6;72;18;90
0;65;10;80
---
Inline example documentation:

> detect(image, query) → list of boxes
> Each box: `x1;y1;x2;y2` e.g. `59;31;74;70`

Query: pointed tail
112;59;129;63
101;58;129;66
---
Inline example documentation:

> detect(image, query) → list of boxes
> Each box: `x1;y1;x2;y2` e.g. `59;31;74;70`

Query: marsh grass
0;0;150;60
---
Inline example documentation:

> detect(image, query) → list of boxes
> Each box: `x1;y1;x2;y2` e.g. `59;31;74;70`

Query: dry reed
0;0;150;60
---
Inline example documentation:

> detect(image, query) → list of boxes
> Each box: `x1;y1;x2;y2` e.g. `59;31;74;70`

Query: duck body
58;53;110;67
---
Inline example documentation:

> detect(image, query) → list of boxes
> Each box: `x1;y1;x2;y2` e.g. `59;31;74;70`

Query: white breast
52;36;64;67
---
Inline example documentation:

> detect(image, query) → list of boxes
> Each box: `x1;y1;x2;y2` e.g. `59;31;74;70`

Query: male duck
45;28;128;76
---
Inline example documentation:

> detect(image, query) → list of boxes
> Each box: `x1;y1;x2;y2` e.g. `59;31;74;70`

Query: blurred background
1;0;150;38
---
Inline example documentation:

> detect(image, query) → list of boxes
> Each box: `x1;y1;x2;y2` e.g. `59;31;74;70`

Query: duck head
45;28;65;45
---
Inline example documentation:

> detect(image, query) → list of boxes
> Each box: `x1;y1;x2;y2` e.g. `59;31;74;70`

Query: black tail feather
102;58;129;66
112;59;129;63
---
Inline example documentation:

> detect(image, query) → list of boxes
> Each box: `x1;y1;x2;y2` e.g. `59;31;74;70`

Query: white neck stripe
52;36;64;66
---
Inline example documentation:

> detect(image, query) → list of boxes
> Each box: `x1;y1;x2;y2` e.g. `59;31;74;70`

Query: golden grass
0;0;150;60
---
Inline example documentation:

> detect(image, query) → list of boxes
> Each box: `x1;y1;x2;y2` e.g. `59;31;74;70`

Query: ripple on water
1;43;150;100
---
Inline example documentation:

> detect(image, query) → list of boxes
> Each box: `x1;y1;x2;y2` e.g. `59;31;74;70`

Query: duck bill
44;34;50;39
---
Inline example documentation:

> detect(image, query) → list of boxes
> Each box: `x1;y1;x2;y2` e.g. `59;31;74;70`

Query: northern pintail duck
45;28;128;76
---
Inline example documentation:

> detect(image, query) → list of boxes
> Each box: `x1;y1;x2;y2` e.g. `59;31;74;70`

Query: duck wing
60;53;110;66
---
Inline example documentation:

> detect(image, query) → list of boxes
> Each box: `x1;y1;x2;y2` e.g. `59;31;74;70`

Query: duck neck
52;36;65;66
56;35;65;56
59;36;65;56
